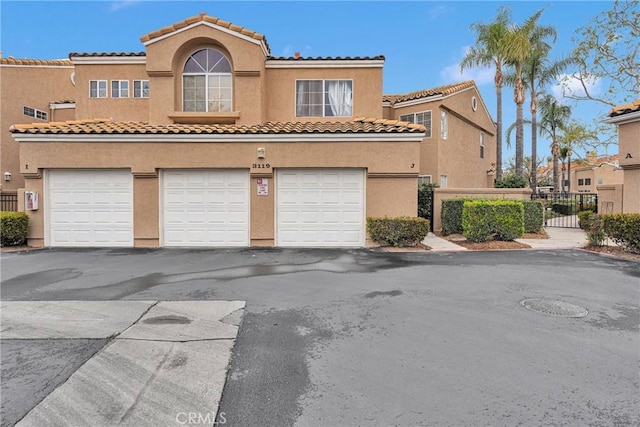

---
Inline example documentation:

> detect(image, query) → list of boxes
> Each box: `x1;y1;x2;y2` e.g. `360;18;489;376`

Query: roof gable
383;81;475;106
140;13;270;55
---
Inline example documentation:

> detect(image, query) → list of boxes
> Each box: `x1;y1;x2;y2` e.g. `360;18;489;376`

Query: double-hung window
133;80;149;98
23;106;47;121
183;48;232;112
295;80;353;117
89;80;108;98
440;110;448;140
480;132;485;159
111;80;129;98
399;111;432;138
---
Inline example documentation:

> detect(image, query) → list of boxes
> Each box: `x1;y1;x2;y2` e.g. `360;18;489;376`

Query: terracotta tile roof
140;13;270;53
10;118;425;135
268;55;385;61
383;81;475;105
0;57;72;66
609;99;640;117
69;52;146;57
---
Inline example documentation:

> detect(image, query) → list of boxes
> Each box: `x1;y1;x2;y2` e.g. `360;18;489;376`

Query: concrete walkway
423;227;588;251
2;300;245;427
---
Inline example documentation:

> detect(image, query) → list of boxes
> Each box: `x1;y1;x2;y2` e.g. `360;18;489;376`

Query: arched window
183;48;232;112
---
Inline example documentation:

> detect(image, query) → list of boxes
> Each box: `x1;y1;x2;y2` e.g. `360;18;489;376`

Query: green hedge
602;213;640;253
577;210;594;231
522;200;544;233
417;183;437;220
367;216;430;247
441;198;472;235
461;200;524;242
551;201;576;215
1;211;29;246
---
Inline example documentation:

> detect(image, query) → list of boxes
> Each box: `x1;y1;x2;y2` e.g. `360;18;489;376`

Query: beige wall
618;121;640;213
74;63;149;121
572;164;623;193
622;169;640;213
596;184;623;214
431;188;532;232
265;67;383;122
0;65;75;191
19;138;420;247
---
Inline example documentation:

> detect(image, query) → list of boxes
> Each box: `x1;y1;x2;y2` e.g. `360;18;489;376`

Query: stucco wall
596;184;623;214
622;169;640;213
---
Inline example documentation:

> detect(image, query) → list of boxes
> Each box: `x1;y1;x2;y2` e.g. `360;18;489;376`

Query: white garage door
162;170;249;247
277;169;365;247
47;170;133;247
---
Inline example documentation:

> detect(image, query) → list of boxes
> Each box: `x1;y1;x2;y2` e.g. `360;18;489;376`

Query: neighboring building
603;99;640;213
571;153;623;193
383;81;497;189
4;13;495;248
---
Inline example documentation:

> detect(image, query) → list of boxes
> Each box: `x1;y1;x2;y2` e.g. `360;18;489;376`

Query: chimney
294;52;300;59
587;151;596;165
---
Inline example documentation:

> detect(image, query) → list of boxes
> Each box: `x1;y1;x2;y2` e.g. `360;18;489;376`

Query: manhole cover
520;298;588;318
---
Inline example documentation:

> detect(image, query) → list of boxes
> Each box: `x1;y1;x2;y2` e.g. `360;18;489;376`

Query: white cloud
439;62;494;86
552;74;601;103
109;1;139;12
428;5;447;20
279;43;312;58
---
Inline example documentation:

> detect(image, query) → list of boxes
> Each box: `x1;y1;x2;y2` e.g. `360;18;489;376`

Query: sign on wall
257;178;268;196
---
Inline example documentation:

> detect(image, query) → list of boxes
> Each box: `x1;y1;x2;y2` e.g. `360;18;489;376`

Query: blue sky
0;1;622;164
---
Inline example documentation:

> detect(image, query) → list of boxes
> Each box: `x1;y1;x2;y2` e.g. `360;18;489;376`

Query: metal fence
1;193;18;212
532;192;598;228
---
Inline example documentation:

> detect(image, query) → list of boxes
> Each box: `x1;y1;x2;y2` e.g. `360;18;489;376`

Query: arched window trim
182;48;233;113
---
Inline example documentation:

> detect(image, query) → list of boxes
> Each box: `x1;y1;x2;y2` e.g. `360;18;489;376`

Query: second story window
111;80;129;98
183;48;232;112
480;132;485;159
89;80;108;98
23;106;48;121
399;111;432;138
440;110;448;140
296;80;353;117
133;80;149;98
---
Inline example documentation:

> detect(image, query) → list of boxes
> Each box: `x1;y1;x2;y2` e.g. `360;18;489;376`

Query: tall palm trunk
530;95;538;192
495;66;504;181
514;74;526;176
551;138;559;192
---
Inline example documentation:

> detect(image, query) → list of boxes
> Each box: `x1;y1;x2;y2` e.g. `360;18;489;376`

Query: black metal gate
532;192;598;228
418;186;435;224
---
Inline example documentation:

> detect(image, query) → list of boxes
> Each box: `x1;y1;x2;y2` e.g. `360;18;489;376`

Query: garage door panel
48;170;133;247
162;170;249;247
277;169;364;247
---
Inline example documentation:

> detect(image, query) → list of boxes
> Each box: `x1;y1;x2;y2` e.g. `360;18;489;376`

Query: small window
585;178;591;186
296;80;353;117
440;110;448;140
471;96;478;111
400;111;432;138
23;106;47;121
133;80;149;98
578;179;584;185
111;80;129;98
90;80;108;98
439;175;448;188
418;175;432;186
480;132;485;159
597;177;603;185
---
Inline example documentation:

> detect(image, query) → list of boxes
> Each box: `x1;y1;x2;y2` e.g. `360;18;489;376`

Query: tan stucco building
603;99;640;213
3;13;495;248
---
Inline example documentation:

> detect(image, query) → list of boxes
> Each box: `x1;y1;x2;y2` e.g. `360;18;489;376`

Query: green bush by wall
0;211;29;246
441;198;472;235
522;200;544;233
602;213;640;253
577;210;594;231
461;200;524;242
367;216;430;247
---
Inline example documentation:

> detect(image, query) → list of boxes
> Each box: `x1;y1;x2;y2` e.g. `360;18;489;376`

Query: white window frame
89;80;108;98
399;110;432;138
23;105;48;121
440;110;448;140
133;80;149;98
440;175;448;188
418;175;432;186
295;79;353;118
480;132;485;159
182;49;233;113
111;80;129;98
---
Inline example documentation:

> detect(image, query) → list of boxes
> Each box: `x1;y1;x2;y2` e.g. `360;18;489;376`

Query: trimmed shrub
551;201;576;215
493;201;525;241
441;198;470;235
367;216;430;247
586;214;605;247
577;210;594;231
602;213;640;253
1;211;29;246
523;200;544;233
461;200;524;242
494;175;528;188
461;201;493;242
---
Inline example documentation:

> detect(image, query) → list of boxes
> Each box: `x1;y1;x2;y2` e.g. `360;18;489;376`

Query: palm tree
538;94;571;192
461;7;511;181
503;8;556;177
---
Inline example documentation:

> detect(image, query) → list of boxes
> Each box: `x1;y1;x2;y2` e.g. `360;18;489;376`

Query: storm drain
520;298;588;318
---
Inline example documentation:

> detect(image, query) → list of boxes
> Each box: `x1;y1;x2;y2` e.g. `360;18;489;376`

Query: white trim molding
70;56;146;65
603;111;640;125
266;59;384;69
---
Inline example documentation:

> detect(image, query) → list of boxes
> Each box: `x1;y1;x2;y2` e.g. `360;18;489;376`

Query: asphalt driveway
2;248;639;426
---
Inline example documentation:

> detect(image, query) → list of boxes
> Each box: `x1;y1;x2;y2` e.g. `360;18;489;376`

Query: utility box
25;191;38;211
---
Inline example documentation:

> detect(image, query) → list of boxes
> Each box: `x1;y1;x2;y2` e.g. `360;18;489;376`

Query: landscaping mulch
581;245;640;262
